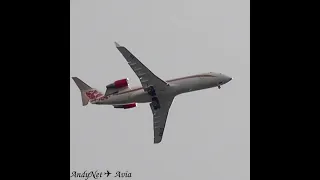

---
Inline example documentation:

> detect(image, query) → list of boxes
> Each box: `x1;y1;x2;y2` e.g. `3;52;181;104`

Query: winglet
114;42;121;48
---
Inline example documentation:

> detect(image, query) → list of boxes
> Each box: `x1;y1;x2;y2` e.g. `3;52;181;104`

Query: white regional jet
72;42;232;144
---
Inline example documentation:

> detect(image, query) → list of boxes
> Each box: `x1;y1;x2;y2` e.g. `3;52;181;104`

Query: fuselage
92;72;232;105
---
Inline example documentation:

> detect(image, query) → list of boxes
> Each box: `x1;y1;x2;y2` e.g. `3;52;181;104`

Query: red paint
114;79;128;88
85;90;104;100
98;96;108;100
166;74;215;82
116;74;215;95
114;103;137;109
123;103;136;109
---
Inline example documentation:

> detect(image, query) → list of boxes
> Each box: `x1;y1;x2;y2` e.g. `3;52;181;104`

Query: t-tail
72;77;104;106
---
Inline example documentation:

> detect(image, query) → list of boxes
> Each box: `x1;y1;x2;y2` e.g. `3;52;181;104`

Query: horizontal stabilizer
72;77;104;106
72;77;92;91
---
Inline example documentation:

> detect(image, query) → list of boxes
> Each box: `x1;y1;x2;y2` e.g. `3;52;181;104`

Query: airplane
105;170;111;177
72;42;232;144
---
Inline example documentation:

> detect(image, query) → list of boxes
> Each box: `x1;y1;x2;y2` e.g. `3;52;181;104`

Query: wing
150;96;175;144
115;42;168;91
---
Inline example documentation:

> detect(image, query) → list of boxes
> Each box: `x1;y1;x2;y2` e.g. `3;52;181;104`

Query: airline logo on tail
84;89;109;103
72;77;110;105
85;90;104;100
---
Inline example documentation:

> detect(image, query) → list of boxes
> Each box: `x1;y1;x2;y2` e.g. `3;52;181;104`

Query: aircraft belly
105;93;131;104
172;77;202;94
129;90;152;103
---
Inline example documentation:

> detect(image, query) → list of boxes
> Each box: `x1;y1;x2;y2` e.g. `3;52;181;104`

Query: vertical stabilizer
72;77;104;106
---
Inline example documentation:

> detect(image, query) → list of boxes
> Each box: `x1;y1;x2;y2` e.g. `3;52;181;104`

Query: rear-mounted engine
106;78;129;89
113;103;137;109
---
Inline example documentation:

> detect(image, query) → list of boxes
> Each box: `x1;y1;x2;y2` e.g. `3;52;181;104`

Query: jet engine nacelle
113;103;137;109
106;78;129;89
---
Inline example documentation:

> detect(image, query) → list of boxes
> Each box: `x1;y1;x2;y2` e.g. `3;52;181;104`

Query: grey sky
70;0;250;179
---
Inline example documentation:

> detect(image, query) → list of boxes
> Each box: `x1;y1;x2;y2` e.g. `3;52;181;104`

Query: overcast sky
70;0;250;179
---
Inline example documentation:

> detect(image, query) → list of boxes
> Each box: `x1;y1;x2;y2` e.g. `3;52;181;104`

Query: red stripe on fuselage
166;74;215;82
115;74;215;95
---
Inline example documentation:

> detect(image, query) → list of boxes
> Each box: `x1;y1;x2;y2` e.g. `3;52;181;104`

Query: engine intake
113;103;137;109
106;78;129;89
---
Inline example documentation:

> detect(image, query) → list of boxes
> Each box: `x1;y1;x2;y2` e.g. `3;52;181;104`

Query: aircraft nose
225;76;232;83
